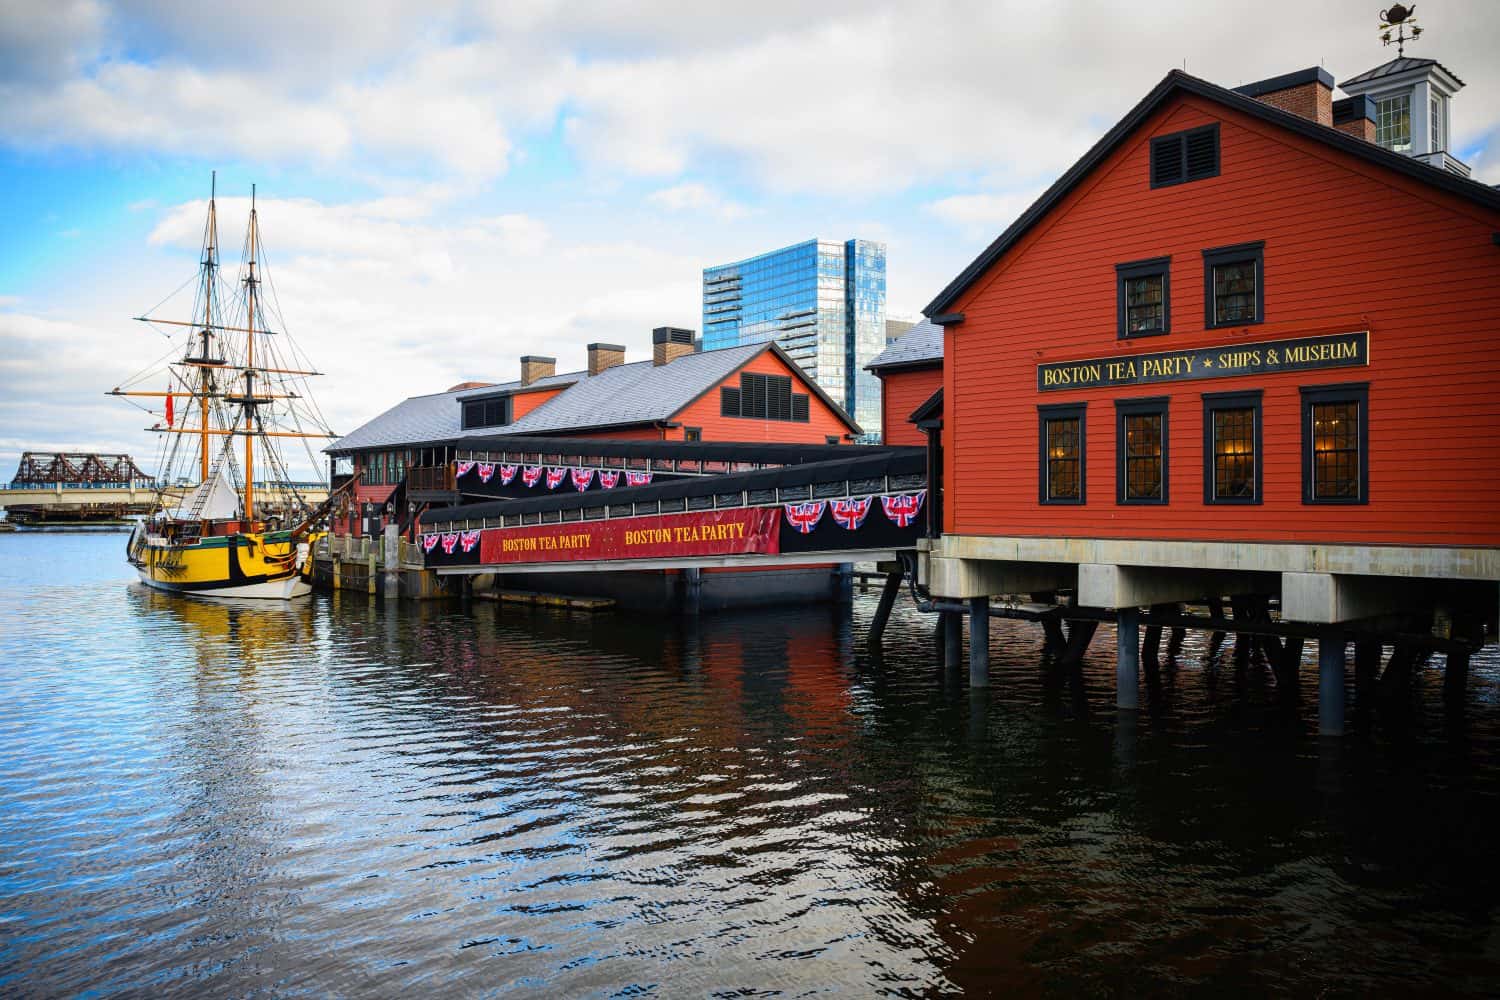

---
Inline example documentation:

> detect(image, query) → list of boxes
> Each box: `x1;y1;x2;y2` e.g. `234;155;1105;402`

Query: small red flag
165;391;174;426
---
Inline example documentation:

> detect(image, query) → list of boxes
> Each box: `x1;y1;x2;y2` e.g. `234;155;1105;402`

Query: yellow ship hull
133;529;318;599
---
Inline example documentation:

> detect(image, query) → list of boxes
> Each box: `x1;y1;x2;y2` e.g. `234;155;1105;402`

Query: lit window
1202;390;1262;504
1301;383;1369;504
1116;257;1170;339
1038;403;1086;504
1376;93;1411;152
1115;398;1168;504
1203;242;1264;328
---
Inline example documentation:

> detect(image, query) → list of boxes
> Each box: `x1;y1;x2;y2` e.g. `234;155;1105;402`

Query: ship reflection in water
2;532;1499;995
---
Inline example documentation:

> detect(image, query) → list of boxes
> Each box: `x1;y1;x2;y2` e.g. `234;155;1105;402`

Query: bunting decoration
499;464;518;485
459;529;481;553
477;462;496;483
440;532;460;554
545;467;568;490
784;500;827;534
521;466;543;487
598;470;621;489
571;467;595;491
456;460;476;478
421;533;440;553
880;490;926;528
626;471;653;487
830;496;873;530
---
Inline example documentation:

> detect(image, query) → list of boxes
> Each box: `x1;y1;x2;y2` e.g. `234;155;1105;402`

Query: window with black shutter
460;396;512;430
722;372;802;422
1149;124;1220;188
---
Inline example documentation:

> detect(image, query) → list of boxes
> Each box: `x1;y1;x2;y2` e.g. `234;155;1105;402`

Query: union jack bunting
477;462;496;483
598;470;621;489
571;467;595;491
784;500;827;534
499;464;518;485
830;496;873;530
880;490;926;528
440;532;460;554
459;529;481;553
455;460;476;478
521;466;543;487
420;533;440;553
545;467;568;490
626;471;652;487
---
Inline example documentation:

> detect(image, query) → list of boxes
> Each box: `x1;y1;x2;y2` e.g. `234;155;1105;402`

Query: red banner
478;507;780;565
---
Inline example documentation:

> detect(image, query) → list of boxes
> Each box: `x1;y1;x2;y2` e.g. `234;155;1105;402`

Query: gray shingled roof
1341;57;1464;88
866;320;943;370
503;343;767;434
327;370;584;453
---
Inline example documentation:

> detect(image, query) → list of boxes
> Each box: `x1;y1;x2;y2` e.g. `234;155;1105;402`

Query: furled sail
171;463;241;521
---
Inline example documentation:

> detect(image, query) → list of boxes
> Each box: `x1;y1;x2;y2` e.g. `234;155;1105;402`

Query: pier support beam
943;611;963;671
1318;628;1346;737
969;597;990;688
1117;607;1140;710
867;569;904;650
682;568;702;616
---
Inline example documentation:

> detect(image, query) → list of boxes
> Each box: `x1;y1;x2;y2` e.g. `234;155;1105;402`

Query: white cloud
2;1;1496;195
647;182;750;220
923;190;1044;240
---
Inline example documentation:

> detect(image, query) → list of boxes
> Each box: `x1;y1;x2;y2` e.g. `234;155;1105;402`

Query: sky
2;0;1497;479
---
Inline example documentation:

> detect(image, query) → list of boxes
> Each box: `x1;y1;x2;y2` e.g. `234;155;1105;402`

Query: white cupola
1339;57;1467;176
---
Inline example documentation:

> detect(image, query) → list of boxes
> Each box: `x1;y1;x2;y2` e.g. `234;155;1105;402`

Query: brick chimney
520;355;555;386
1332;95;1376;142
653;327;696;367
1234;67;1334;127
587;343;626;375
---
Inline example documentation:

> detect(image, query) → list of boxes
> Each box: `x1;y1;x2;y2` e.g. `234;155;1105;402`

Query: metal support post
1116;607;1140;710
968;596;990;688
834;563;854;603
682;567;702;616
1318;628;1346;737
942;611;962;671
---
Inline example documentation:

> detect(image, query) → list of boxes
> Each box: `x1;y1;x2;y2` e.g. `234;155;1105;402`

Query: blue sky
2;0;1497;477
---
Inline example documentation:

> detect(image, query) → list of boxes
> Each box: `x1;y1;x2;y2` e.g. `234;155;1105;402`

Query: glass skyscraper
702;239;886;439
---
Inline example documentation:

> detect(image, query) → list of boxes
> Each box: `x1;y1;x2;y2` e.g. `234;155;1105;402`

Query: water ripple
1;533;1499;995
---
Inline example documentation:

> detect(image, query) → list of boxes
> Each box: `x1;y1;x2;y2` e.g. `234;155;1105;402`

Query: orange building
867;321;943;449
913;62;1500;732
328;328;860;537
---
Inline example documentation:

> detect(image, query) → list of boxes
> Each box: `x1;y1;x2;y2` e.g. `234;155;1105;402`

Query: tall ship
113;176;347;598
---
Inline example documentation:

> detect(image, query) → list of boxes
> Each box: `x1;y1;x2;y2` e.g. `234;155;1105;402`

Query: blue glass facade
703;238;886;439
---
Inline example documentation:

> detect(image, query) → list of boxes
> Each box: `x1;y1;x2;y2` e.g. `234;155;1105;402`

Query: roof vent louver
1150;124;1220;188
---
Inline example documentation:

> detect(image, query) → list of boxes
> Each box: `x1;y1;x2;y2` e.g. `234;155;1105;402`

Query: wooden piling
867;569;904;650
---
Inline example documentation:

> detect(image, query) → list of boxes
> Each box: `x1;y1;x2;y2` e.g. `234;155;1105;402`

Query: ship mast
243;185;258;523
199;172;219;483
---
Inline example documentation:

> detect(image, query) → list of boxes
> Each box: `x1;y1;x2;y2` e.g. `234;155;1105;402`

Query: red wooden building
867;321;943;449
913;62;1500;731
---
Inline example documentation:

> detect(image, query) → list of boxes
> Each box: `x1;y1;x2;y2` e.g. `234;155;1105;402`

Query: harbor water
2;531;1498;995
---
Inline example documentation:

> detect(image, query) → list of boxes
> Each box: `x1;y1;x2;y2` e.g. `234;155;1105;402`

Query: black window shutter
1185;126;1218;180
769;375;792;420
1150;134;1185;186
743;373;768;418
721;386;741;417
462;401;482;429
791;395;809;422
